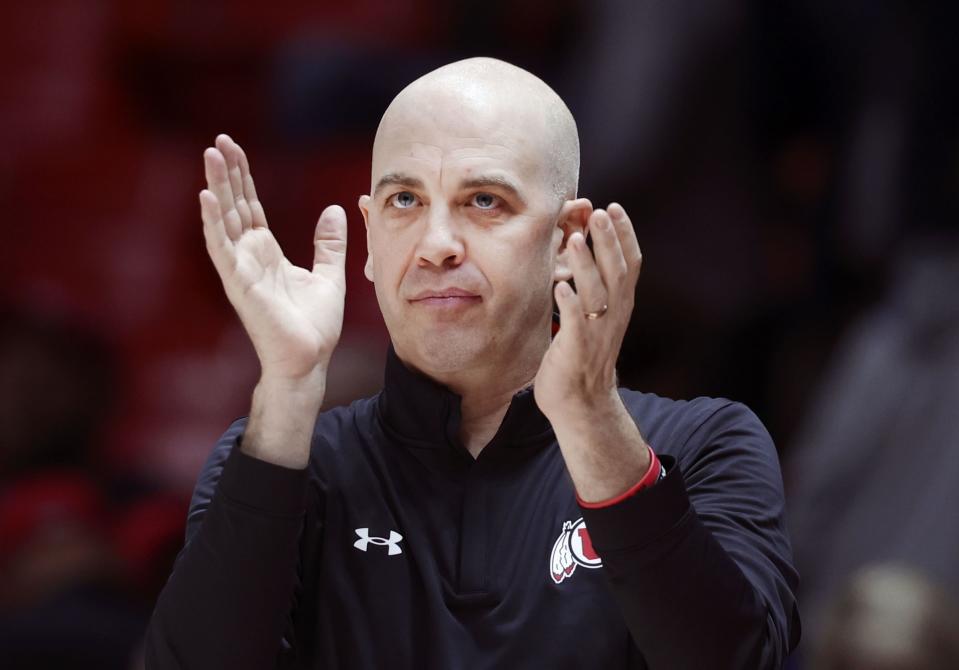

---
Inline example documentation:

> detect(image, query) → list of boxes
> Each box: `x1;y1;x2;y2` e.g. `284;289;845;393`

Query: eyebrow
459;175;527;206
372;171;528;206
373;173;425;199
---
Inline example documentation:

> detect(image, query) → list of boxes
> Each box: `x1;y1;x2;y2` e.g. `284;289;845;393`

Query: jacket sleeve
144;419;310;670
580;401;801;669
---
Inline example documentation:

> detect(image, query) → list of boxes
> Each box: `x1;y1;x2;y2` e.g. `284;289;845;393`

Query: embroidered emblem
353;527;404;556
550;517;602;583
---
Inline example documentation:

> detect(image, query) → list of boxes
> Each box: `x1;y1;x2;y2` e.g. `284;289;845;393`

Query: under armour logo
353;528;404;556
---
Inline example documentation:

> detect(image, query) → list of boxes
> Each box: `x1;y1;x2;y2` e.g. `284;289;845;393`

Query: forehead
371;85;551;189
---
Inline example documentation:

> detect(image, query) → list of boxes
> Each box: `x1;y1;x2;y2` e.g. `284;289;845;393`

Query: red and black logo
549;518;602;584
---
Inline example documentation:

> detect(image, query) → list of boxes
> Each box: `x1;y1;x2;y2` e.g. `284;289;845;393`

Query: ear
358;194;374;282
552;198;593;282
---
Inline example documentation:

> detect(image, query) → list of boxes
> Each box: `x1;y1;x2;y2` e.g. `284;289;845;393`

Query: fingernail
557;282;572;297
609;203;622;220
596;211;610;230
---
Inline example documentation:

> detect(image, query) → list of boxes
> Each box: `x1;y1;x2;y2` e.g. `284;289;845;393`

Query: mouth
408;287;482;310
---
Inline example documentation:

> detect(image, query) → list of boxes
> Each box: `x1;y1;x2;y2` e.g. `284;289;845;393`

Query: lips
408;287;480;301
407;287;482;312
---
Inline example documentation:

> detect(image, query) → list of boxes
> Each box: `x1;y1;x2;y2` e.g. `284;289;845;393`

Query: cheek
368;227;413;288
477;228;554;300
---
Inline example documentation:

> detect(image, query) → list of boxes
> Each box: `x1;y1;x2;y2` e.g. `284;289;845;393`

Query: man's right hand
200;134;347;468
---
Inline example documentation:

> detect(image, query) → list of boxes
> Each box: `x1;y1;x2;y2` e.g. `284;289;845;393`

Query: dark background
2;1;958;668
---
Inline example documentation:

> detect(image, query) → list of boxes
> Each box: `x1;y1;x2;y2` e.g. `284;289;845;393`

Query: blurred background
2;1;958;668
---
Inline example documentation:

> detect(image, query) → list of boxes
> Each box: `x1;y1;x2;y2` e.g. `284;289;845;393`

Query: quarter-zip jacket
146;347;800;669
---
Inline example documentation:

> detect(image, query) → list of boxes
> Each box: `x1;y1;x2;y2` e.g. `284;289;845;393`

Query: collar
376;344;554;451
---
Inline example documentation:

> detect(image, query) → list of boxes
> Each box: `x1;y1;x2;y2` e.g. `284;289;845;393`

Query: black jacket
146;347;800;669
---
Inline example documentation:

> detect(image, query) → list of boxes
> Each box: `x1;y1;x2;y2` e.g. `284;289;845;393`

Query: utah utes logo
550;518;602;584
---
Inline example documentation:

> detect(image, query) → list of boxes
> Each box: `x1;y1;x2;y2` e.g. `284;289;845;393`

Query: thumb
553;280;584;343
312;205;347;275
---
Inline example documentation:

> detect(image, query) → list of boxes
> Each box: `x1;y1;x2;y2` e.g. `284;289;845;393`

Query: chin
412;331;492;374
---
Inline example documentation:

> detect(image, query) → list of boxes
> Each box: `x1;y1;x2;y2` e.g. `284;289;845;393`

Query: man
146;57;800;669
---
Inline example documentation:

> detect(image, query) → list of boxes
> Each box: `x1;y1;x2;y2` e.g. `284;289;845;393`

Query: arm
578;400;800;669
535;204;799;667
145;422;310;669
145;134;347;668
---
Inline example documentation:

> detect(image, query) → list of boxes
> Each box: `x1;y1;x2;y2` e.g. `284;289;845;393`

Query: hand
533;204;649;501
533;204;642;420
200;134;347;386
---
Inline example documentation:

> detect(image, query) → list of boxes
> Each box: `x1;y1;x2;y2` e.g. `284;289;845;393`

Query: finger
216;134;253;231
199;190;237;270
312;205;348;279
588;208;628;292
215;134;244;201
607;202;642;270
233;141;268;229
567;230;608;317
203;148;244;238
554;280;585;343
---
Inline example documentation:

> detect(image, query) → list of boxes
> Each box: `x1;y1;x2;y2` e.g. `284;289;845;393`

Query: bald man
146;58;800;669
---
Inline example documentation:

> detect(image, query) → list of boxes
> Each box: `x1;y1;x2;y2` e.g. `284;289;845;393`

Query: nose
415;204;465;268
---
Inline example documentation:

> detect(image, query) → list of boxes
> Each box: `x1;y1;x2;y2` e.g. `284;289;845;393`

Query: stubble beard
408;300;550;379
411;322;496;374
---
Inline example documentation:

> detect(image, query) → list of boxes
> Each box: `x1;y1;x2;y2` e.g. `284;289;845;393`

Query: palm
201;135;347;380
533;325;580;411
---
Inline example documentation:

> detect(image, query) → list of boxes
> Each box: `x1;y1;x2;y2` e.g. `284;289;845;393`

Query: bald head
359;58;593;381
373;57;580;204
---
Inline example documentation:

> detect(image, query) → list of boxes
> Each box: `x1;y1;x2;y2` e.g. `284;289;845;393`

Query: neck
457;375;535;458
395;333;549;458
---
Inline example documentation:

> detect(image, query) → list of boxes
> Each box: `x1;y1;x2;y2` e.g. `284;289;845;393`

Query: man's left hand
533;203;651;503
534;203;641;417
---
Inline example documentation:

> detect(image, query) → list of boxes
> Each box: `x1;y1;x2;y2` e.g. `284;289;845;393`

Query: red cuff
576;445;662;509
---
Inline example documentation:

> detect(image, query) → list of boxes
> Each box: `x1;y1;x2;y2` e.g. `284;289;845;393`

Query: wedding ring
584;304;608;320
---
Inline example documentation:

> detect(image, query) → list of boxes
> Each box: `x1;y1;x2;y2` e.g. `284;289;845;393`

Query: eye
389;191;418;209
470;192;499;210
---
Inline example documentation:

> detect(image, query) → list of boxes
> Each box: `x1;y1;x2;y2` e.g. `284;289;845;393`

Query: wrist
549;391;653;502
577;445;660;507
257;364;328;399
243;369;327;470
545;386;622;432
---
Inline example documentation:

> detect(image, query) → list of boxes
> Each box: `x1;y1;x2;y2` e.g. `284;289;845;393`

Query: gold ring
584;304;608;320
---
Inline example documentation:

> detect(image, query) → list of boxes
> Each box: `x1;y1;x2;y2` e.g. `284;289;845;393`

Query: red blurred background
2;1;958;668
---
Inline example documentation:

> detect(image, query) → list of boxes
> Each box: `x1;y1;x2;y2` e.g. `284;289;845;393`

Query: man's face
359;85;572;375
